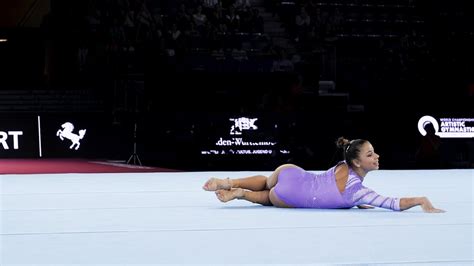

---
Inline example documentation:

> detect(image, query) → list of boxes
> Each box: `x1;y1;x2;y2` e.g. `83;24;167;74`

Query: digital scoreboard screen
199;115;290;157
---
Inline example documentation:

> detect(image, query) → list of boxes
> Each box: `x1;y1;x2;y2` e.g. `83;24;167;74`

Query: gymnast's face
353;142;380;172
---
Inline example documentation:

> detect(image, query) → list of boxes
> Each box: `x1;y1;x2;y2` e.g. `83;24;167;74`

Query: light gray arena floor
1;169;473;265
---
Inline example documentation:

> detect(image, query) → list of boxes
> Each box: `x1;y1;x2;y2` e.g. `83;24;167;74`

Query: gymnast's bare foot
202;177;232;191
215;188;244;202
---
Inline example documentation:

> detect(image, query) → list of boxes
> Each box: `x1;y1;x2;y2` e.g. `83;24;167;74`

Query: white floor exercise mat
1;169;473;265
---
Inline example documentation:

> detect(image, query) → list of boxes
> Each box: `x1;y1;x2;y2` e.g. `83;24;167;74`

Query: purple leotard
273;161;400;210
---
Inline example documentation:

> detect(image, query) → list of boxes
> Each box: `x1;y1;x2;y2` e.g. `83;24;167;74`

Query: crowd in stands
32;0;472;106
1;0;471;170
72;0;268;74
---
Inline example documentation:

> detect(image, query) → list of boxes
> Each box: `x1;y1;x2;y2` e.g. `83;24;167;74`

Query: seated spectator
271;48;294;72
294;6;311;42
225;6;241;32
192;5;208;34
231;43;248;62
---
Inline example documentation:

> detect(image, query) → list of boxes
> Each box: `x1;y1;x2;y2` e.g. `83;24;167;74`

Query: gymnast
203;137;445;213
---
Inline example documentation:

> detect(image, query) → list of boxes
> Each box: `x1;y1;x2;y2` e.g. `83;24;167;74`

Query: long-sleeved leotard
273;161;400;210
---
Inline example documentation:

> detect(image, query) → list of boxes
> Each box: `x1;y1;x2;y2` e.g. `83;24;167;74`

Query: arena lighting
418;115;474;138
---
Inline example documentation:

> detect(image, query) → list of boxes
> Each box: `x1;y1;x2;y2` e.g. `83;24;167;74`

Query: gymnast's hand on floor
420;197;446;213
400;197;446;213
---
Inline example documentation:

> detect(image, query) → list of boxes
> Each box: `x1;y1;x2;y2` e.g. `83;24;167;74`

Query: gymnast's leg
207;164;300;206
215;189;272;206
202;164;299;191
203;175;267;191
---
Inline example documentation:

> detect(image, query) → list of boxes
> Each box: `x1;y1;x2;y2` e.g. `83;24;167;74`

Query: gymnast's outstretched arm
400;197;445;213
